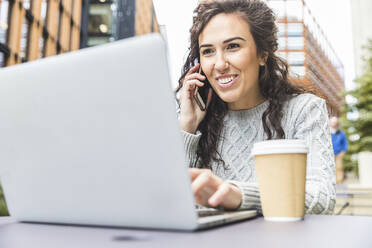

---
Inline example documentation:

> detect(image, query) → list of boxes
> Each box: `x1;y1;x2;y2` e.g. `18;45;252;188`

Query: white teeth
218;76;235;84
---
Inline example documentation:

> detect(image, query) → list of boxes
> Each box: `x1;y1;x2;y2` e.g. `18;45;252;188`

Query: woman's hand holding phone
179;63;212;134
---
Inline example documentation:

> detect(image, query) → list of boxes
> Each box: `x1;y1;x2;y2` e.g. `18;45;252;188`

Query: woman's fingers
184;79;204;90
185;63;200;76
181;80;204;101
189;168;242;209
179;63;207;106
190;169;223;204
191;170;214;195
208;182;231;207
185;73;206;82
184;64;205;83
189;168;202;181
183;84;202;102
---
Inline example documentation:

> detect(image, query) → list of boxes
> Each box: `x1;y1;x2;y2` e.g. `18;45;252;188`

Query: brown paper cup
252;139;308;222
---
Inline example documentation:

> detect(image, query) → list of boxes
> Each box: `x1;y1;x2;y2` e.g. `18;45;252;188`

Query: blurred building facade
0;0;83;67
267;0;345;115
0;0;159;67
350;0;372;77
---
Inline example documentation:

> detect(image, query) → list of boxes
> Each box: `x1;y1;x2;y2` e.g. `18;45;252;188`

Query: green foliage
341;39;372;173
0;183;9;216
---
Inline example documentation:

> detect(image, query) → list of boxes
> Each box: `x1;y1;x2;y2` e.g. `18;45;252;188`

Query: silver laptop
0;33;256;231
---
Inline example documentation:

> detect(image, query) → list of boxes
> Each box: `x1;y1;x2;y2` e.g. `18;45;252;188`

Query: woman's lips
217;75;238;89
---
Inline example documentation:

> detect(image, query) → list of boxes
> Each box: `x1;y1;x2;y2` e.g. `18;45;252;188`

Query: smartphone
193;66;210;111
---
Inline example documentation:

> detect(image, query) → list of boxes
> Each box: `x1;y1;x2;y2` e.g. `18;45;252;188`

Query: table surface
1;215;372;248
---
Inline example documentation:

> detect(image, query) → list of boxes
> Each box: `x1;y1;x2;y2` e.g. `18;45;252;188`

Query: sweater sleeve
293;96;336;214
181;130;202;168
226;180;262;211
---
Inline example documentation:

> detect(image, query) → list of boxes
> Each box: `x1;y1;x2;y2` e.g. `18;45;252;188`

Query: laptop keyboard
197;209;226;217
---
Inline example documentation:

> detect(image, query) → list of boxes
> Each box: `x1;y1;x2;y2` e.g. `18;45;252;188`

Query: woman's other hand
179;64;212;134
189;168;242;210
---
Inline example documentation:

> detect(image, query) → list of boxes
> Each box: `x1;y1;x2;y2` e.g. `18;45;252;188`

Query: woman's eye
227;43;240;49
201;49;213;55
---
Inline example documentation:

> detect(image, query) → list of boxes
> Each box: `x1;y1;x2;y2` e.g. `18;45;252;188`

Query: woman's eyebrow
199;37;246;50
199;44;213;50
223;37;246;43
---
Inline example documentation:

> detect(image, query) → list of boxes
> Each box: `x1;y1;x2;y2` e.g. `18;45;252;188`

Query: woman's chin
218;93;240;104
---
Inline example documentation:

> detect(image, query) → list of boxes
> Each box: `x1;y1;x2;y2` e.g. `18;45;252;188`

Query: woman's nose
214;53;229;72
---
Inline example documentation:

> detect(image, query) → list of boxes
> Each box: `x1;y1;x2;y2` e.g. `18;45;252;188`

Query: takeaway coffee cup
251;139;308;222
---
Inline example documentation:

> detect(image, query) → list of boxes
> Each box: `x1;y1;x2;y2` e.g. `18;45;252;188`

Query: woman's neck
330;127;338;134
228;92;266;110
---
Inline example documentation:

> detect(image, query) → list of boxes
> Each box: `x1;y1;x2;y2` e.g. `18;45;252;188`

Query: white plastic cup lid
251;139;308;155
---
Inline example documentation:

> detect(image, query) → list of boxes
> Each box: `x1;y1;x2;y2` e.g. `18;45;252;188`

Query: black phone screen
197;67;210;104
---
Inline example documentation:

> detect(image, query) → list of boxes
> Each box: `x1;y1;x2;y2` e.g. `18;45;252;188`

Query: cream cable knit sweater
182;93;336;214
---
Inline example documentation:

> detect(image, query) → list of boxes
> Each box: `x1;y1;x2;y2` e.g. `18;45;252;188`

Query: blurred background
0;0;372;217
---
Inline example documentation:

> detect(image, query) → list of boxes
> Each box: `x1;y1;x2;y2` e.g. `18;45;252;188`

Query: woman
177;0;335;214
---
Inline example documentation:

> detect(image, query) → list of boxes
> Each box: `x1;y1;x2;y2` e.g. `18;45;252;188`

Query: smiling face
198;13;266;110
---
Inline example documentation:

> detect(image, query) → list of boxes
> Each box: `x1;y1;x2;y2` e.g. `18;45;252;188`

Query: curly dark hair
176;0;308;169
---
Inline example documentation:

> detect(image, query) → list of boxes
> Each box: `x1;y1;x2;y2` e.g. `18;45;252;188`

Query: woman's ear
259;52;268;66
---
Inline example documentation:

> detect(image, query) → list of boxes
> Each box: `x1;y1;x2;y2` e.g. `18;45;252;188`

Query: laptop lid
0;34;199;230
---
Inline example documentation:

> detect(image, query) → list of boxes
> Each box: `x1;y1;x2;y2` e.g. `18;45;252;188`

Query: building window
38;36;44;59
290;65;306;78
88;2;116;47
0;51;4;66
287;23;303;36
88;37;112;46
0;1;9;44
20;18;30;61
287;36;304;50
88;4;113;35
40;0;47;19
23;0;31;10
277;23;285;36
279;36;286;50
276;51;287;61
288;51;305;66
